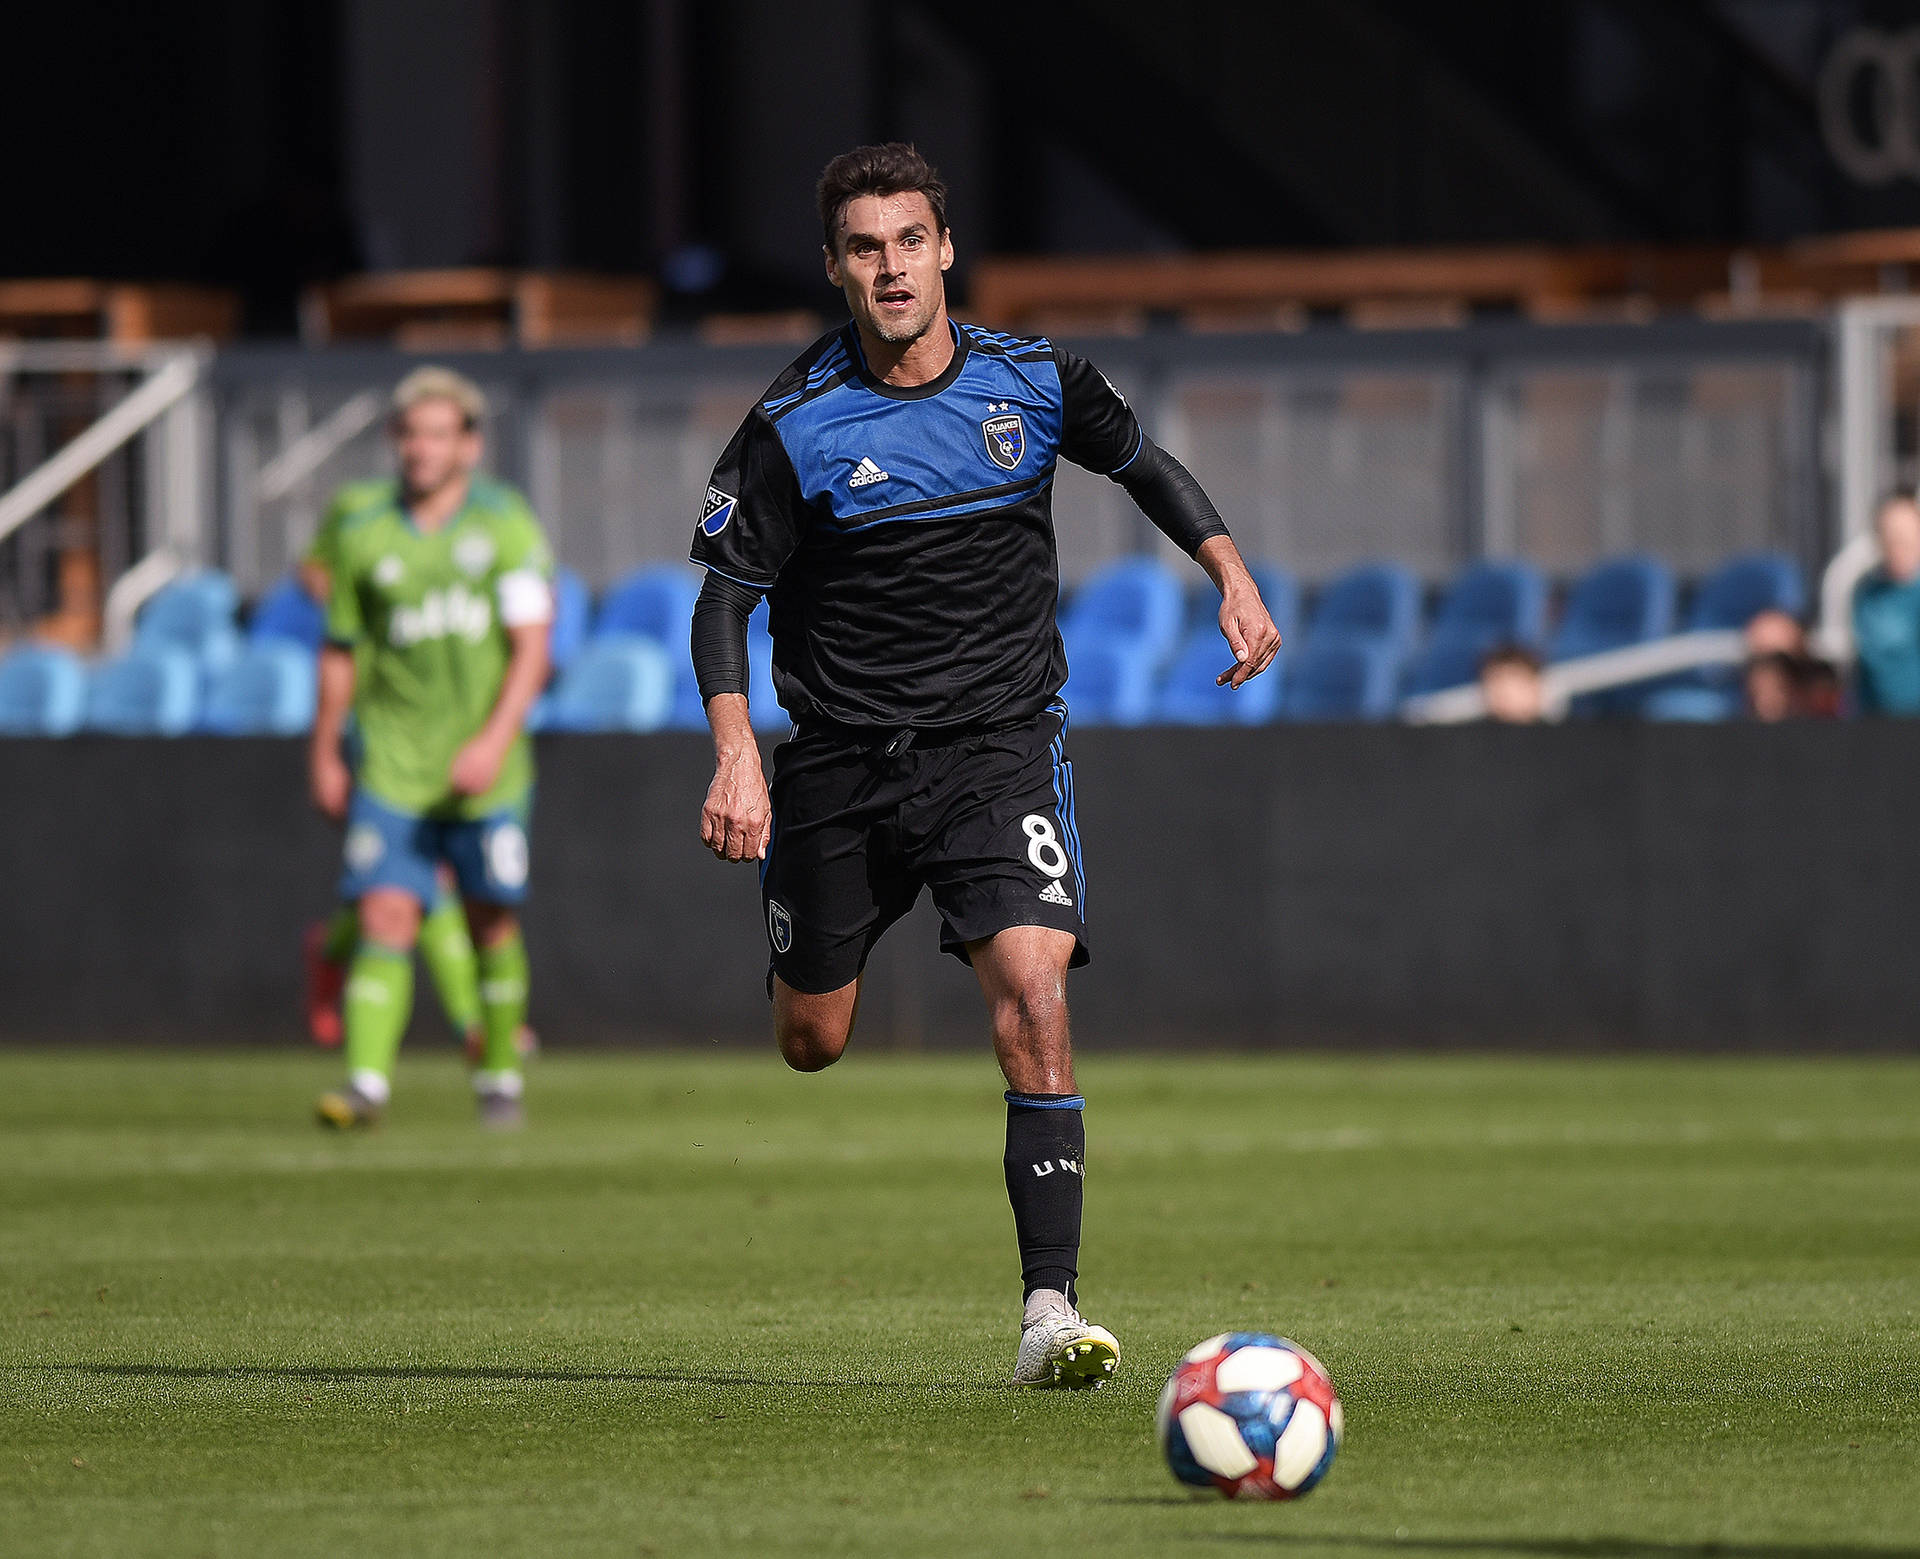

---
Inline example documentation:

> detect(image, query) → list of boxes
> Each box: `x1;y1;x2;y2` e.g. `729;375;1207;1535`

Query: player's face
1877;498;1920;583
825;192;953;345
393;398;481;499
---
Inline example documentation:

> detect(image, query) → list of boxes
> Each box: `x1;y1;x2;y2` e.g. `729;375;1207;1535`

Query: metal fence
0;316;1832;637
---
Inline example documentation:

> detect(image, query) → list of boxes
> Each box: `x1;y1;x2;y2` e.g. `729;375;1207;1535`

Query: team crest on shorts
700;486;738;537
768;899;794;955
982;412;1025;471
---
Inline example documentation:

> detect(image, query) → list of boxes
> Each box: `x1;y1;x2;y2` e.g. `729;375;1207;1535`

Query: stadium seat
1059;556;1187;672
1685;553;1806;630
598;563;703;728
1549;555;1676;662
544;635;674;732
1154;627;1285;725
1279;638;1400;721
1061;630;1160;726
549;567;592;674
248;576;325;651
1641;684;1740;722
200;642;317;735
1306;562;1423;660
83;646;200;735
1403;560;1549;695
0;644;89;736
135;571;243;668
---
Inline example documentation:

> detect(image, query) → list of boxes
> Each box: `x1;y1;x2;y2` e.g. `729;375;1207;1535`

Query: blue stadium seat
136;571;242;669
1686;553;1806;630
1279;639;1399;722
83;646;200;735
248;576;326;651
549;567;592;675
1060;556;1187;672
1404;560;1549;695
1061;631;1160;726
0;644;89;736
1549;555;1676;662
599;563;703;728
200;642;317;735
1641;685;1741;722
544;636;673;732
1307;562;1423;660
1154;627;1285;725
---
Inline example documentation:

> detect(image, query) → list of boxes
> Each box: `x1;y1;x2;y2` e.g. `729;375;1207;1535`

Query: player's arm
1055;348;1280;688
692;571;770;862
310;644;356;821
450;549;553;797
688;408;803;864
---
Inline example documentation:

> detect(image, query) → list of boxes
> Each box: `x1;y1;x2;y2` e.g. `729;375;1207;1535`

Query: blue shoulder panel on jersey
772;328;1067;530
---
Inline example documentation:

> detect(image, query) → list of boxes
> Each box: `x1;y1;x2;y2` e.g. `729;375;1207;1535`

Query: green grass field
2;1050;1917;1558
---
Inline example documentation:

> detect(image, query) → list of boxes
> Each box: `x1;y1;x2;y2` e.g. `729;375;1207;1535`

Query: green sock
343;943;413;1100
418;893;482;1036
321;904;359;964
475;929;529;1087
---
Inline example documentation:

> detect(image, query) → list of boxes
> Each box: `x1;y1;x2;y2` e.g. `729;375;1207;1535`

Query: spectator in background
1739;607;1842;721
1853;492;1920;714
1480;644;1545;724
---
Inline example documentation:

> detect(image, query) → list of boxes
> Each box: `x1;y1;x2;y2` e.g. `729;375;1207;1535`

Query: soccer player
299;484;486;1056
309;368;554;1129
689;145;1281;1386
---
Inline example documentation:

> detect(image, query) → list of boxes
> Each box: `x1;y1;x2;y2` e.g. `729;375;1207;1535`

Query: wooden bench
301;269;659;349
0;280;237;342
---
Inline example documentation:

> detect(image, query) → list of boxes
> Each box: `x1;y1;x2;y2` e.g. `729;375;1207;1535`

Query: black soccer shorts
760;702;1090;994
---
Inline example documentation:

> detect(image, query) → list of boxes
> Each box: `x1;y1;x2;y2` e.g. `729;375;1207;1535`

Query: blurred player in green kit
309;368;553;1129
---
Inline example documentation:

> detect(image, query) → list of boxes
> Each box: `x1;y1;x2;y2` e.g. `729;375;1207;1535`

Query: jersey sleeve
492;493;556;628
303;490;354;574
689;408;806;589
1054;347;1146;476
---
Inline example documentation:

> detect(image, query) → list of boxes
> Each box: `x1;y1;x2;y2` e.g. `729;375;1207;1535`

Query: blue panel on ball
1295;1428;1339;1495
1222;1331;1285;1352
1233;1403;1279;1460
1162;1420;1214;1489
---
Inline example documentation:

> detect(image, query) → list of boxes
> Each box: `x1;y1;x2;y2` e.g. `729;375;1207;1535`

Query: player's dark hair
817;143;949;255
1479;643;1543;676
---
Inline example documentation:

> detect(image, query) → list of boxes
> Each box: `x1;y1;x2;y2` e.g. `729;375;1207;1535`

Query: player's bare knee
992;979;1067;1053
775;1015;850;1072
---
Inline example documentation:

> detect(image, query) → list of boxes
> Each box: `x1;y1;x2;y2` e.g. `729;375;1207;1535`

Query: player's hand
449;731;509;797
310;746;351;820
1216;580;1282;689
702;743;771;863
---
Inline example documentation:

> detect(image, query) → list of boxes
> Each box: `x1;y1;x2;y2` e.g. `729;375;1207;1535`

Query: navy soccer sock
1003;1091;1086;1305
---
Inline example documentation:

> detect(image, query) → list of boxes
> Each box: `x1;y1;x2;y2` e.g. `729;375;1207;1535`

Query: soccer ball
1157;1332;1343;1500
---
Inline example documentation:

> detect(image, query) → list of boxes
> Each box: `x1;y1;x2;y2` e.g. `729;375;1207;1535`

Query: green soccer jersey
325;474;553;819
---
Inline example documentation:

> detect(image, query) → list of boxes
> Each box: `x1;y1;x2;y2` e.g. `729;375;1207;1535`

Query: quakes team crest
982;412;1025;471
700;486;738;537
768;900;794;955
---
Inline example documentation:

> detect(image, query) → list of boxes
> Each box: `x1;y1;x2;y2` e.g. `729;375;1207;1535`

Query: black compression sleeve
1113;435;1231;557
690;570;762;703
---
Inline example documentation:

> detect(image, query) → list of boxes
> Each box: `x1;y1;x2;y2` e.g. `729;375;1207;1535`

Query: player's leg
917;709;1110;1387
968;926;1115;1389
417;864;483;1049
443;805;533;1126
302;903;358;1046
772;976;862;1070
318;795;436;1127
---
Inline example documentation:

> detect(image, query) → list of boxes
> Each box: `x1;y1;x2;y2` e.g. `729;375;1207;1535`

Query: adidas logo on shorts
1038;879;1075;907
848;456;891;488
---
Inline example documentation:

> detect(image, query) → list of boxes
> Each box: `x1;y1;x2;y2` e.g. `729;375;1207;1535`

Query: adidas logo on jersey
847;456;891;489
1038;879;1075;907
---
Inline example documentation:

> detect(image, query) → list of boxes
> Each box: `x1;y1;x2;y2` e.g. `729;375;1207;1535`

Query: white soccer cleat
1012;1290;1120;1389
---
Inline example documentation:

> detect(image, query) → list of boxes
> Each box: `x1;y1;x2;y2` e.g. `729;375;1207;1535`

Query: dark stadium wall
4;727;1919;1052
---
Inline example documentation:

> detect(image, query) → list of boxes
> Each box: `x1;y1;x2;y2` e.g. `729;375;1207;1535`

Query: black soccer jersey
692;320;1220;734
